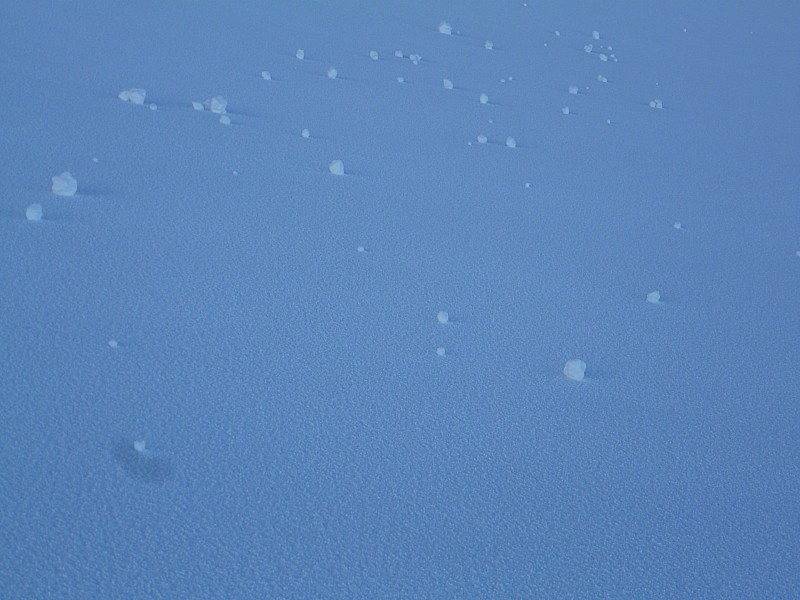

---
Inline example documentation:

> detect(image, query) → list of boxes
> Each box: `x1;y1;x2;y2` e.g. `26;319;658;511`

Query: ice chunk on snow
437;347;446;357
409;53;421;64
329;160;345;175
477;134;488;144
584;44;593;53
296;49;305;60
561;106;570;115
205;96;227;114
438;21;452;35
26;204;43;222
484;40;494;50
505;136;517;148
108;339;119;348
118;88;146;105
301;128;310;138
51;171;77;196
394;50;403;58
647;291;661;303
649;99;663;109
569;85;578;94
219;115;231;125
133;440;146;453
443;78;454;90
592;30;600;40
673;221;682;230
369;50;378;60
192;101;204;111
479;93;489;104
437;311;449;325
261;71;271;80
599;53;608;61
597;75;608;83
564;359;586;381
327;67;338;79
396;76;405;83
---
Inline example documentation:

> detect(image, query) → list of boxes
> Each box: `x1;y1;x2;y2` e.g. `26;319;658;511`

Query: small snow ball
191;101;204;111
394;50;404;58
592;30;600;40
357;245;366;253
524;182;531;189
108;339;119;348
438;21;452;35
409;53;422;65
133;440;146;453
484;40;494;50
437;347;446;357
149;103;157;111
673;221;683;230
329;160;345;176
301;128;310;138
437;311;449;325
569;85;578;95
92;157;99;163
564;359;586;381
369;50;379;61
561;106;570;115
505;136;517;148
205;96;227;114
261;71;272;80
599;53;608;61
584;44;593;53
479;93;489;105
649;99;664;109
118;88;146;105
51;171;77;196
555;30;561;36
443;78;454;90
327;67;338;79
597;75;608;83
219;115;231;125
296;49;305;60
477;134;488;144
26;204;43;222
396;76;405;83
647;291;661;304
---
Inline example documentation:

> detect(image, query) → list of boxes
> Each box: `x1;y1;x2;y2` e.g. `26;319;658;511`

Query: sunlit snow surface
1;2;799;598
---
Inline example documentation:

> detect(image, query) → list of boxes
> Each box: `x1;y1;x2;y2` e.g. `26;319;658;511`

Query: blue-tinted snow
1;1;798;598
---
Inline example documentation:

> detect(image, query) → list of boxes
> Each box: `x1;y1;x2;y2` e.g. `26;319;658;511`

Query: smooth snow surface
2;2;799;599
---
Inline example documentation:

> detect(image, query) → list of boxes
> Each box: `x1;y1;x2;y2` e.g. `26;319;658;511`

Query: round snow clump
673;221;683;230
437;311;449;325
569;85;578;95
599;53;608;61
524;182;531;189
149;103;157;111
301;128;310;138
484;40;494;50
327;67;338;79
479;93;489;104
26;204;43;222
329;160;345;176
649;99;664;109
584;44;593;53
369;50;378;60
191;101;204;111
647;291;661;304
597;75;608;83
477;134;488;144
396;76;405;83
592;30;600;40
564;359;586;381
296;49;305;60
52;171;77;196
357;246;366;253
409;53;422;65
394;50;403;58
133;440;146;453
205;96;227;114
261;71;271;80
108;339;119;348
219;115;231;125
561;106;570;115
438;21;452;35
505;136;517;148
118;88;146;105
436;347;446;357
443;79;454;90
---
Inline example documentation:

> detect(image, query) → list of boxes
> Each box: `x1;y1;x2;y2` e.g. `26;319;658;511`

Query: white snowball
296;49;305;60
438;21;452;35
584;44;593;53
261;71;272;80
108;339;119;348
649;99;664;109
205;95;227;114
673;221;683;230
479;93;489;104
443;78;454;90
329;159;345;175
369;50;379;60
647;291;661;303
437;311;449;325
394;50;404;58
92;157;99;163
555;30;561;36
569;85;578;94
327;67;338;79
51;171;77;196
524;182;531;189
592;30;600;40
436;347;446;357
564;359;586;381
219;115;231;125
477;134;488;144
597;75;608;83
484;40;494;50
149;103;157;111
396;76;405;83
357;245;366;253
133;440;146;453
409;53;421;64
505;136;517;148
26;203;43;222
561;106;570;115
118;88;146;105
191;101;204;111
599;53;608;61
301;128;310;138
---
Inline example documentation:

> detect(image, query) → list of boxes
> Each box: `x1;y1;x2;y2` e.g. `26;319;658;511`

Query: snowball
327;67;338;79
477;134;488;144
118;88;146;105
357;245;366;253
484;40;494;50
479;93;489;104
443;78;454;90
205;95;227;114
92;157;99;163
584;44;593;53
296;49;305;60
219;115;231;125
51;171;77;196
569;85;578;95
394;50;404;58
505;136;517;148
599;53;608;61
26;204;43;222
329;159;345;175
369;50;378;60
437;311;449;325
592;30;600;40
149;103;157;111
564;359;586;381
436;347;446;357
133;440;146;453
561;106;570;115
673;221;682;230
261;71;271;80
597;75;608;83
438;21;452;35
301;128;310;138
555;30;561;36
649;99;663;109
524;182;531;189
396;76;405;83
647;291;661;303
191;101;204;111
796;250;800;257
108;339;119;348
409;53;421;64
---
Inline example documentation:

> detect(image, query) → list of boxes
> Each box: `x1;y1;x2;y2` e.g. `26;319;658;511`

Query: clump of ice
477;134;488;144
92;157;99;163
443;78;454;90
649;99;664;109
524;182;531;189
479;93;489;104
51;172;77;196
369;50;378;61
437;347;446;357
561;106;570;115
357;245;366;253
329;159;345;175
584;44;593;53
673;221;683;230
394;50;404;58
569;85;578;94
484;40;494;50
409;53;421;65
437;311;449;325
26;204;43;222
597;75;608;83
647;291;661;303
191;101;204;111
592;30;600;40
108;339;119;348
327;67;338;79
118;88;146;105
438;21;452;35
301;128;310;138
555;30;561;36
219;115;231;125
599;53;608;61
133;440;146;453
204;96;227;114
296;49;305;60
261;71;272;80
563;359;586;381
505;136;517;148
149;103;157;111
396;76;405;83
